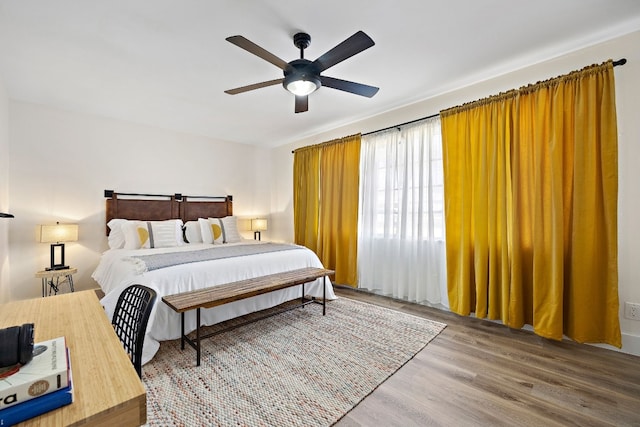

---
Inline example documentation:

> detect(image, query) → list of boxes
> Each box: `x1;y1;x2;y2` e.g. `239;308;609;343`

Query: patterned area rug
143;297;446;426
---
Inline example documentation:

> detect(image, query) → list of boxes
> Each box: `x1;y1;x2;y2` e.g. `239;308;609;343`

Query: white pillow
219;216;242;243
107;218;127;249
198;218;211;243
198;218;224;244
123;219;184;249
122;221;149;249
184;221;203;243
150;220;184;248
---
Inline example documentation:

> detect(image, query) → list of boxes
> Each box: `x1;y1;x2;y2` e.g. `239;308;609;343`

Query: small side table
35;267;77;297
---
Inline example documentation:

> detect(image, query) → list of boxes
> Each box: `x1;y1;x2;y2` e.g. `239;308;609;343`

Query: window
358;116;448;306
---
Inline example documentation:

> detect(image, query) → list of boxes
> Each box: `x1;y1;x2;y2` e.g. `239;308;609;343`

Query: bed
92;191;336;365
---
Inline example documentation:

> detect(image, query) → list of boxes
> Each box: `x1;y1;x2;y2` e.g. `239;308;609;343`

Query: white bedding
92;240;336;364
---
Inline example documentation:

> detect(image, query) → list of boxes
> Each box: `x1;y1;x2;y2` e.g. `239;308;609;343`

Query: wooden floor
333;287;640;427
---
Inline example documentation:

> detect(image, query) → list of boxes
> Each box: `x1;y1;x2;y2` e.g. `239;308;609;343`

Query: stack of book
0;337;73;426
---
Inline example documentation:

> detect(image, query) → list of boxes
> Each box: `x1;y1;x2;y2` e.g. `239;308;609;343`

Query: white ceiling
1;1;639;148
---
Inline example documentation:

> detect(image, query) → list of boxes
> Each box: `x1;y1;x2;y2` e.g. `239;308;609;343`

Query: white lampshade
286;79;319;96
39;224;78;243
251;218;268;232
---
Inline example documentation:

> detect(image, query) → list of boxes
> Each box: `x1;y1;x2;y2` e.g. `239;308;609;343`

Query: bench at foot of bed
161;267;334;366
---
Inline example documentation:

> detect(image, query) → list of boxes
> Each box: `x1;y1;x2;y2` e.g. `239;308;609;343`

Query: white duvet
92;240;336;364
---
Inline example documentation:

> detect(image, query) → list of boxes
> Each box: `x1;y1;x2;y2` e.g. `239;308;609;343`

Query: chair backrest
111;284;156;378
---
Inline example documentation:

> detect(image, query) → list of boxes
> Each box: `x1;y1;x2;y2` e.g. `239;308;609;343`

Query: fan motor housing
283;59;321;93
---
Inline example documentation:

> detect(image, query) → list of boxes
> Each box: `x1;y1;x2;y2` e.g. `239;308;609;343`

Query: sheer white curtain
358;116;448;307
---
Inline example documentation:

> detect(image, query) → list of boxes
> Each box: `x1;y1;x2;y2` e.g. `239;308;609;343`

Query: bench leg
180;312;185;350
301;282;305;307
323;276;326;316
179;309;202;366
196;308;201;367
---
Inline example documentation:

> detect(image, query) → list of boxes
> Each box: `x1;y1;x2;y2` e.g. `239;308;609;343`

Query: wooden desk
0;291;146;426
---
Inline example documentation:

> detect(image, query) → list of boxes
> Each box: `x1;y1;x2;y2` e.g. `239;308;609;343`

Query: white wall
271;31;640;355
5;102;272;302
0;76;10;304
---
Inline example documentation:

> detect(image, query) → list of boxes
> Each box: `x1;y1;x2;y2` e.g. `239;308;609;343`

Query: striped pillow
123;220;184;249
198;217;242;244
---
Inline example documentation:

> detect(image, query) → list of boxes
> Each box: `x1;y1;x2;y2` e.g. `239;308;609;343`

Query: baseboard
619;332;640;356
343;286;640;357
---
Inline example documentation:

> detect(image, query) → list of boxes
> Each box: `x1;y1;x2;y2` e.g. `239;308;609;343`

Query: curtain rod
291;113;439;152
363;58;626;138
362;113;440;137
292;58;627;151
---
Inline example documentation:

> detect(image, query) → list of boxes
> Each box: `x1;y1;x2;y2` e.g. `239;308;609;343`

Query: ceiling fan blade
312;31;375;72
295;95;308;113
224;78;283;95
226;36;289;70
319;76;379;98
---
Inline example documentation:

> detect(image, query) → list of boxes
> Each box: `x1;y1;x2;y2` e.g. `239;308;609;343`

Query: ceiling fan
224;31;379;113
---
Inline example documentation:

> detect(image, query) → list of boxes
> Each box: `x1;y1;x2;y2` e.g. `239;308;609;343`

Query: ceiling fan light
286;78;319;96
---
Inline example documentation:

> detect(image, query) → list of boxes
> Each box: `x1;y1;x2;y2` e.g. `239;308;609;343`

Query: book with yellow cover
0;337;69;410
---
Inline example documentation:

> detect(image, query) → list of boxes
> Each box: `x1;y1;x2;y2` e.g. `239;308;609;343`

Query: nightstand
35;267;77;297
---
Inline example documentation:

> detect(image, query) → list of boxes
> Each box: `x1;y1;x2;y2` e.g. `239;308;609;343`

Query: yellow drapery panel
317;135;361;286
441;92;516;321
293;134;361;286
441;61;620;347
293;146;320;253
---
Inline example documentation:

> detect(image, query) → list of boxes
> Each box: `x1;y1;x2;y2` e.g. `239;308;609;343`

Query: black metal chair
111;284;157;378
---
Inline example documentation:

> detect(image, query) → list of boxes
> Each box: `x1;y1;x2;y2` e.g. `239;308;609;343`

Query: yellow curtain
293;146;320;253
318;135;361;286
293;134;361;286
441;92;517;322
441;61;620;347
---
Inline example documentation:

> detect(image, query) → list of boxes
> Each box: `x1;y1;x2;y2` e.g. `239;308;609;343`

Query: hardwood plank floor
333;286;640;427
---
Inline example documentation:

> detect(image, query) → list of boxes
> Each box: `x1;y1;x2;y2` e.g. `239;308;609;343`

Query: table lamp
250;218;267;241
39;222;78;270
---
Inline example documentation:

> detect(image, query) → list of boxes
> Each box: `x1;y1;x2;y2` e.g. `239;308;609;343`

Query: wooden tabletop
34;268;78;278
0;290;146;426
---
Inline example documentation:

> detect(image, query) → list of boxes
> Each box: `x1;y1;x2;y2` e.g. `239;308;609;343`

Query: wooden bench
162;267;334;366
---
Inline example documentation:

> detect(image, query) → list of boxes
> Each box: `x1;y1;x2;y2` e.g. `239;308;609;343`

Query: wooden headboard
104;190;233;235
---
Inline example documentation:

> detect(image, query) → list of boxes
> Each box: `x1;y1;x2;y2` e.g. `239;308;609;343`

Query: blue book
0;381;73;426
